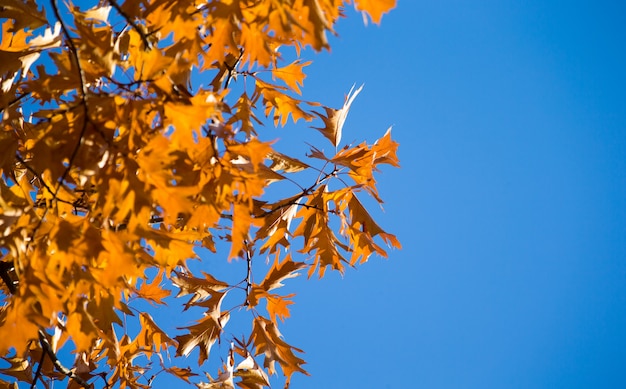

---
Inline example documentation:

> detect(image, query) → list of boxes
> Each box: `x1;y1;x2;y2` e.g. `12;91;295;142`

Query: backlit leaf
314;84;363;147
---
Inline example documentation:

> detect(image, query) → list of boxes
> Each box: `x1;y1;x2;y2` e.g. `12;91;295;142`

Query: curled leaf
313;84;363;147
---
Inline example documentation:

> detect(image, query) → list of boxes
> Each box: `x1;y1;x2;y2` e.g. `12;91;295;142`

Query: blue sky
276;1;626;388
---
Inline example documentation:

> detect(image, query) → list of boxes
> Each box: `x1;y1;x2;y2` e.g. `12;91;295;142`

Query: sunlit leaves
254;79;315;126
136;270;170;306
137;312;176;355
0;0;399;387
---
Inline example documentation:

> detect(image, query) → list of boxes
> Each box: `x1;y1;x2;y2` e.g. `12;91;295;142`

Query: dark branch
38;330;91;388
0;92;31;114
108;0;153;50
0;261;18;294
29;347;46;389
244;240;252;306
14;154;75;206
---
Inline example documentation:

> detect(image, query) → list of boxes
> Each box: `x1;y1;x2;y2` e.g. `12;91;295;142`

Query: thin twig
29;347;46;389
224;49;244;89
0;92;31;114
14;154;75;206
244;240;252;306
108;0;153;50
38;330;91;388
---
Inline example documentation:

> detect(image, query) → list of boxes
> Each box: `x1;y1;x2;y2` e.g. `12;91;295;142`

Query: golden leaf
267;151;310;173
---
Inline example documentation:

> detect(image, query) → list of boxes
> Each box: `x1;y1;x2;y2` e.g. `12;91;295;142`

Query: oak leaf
251;317;308;386
272;60;311;95
314;84;363;147
137;312;177;355
136;270;171;306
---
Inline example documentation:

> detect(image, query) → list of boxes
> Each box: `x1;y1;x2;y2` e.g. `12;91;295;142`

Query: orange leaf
354;0;397;24
255;79;314;126
137;312;177;354
272;60;311;95
136;270;171;305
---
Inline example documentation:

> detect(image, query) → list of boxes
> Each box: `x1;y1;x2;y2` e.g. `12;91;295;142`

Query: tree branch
244;240;252;306
14;154;75;206
38;330;91;388
108;0;153;50
29;347;46;389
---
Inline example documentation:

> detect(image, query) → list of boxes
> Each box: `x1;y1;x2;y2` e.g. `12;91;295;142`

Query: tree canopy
0;0;399;387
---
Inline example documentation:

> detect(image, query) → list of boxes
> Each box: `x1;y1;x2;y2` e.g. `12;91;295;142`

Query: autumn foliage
0;0;399;387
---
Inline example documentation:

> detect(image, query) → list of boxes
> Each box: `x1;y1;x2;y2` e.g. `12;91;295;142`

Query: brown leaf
234;352;270;389
0;0;48;31
164;366;198;384
313;84;363;147
251;317;308;386
259;254;307;292
171;271;229;309
267;152;310;173
175;291;230;365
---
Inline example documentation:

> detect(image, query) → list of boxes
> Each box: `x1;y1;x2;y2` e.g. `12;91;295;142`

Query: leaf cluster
0;0;398;388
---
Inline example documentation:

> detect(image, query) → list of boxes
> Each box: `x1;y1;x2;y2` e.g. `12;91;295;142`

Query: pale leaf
314;84;363;147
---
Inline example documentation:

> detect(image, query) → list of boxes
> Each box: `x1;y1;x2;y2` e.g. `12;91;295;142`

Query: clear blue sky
277;1;626;388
